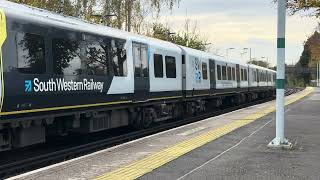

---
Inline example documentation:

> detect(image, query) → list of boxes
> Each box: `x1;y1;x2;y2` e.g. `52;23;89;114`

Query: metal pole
317;62;318;87
268;0;291;147
226;49;229;60
317;62;320;87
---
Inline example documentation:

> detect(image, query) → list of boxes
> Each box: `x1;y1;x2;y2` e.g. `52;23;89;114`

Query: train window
154;54;163;78
222;66;227;80
259;72;262;81
165;56;176;78
53;38;82;75
133;43;148;78
182;55;185;64
240;69;244;81
202;62;208;80
255;71;258;82
141;45;148;77
227;67;232;80
86;41;109;76
111;39;127;77
244;69;248;81
133;44;141;77
16;32;46;74
217;65;221;80
232;67;236;80
269;74;272;82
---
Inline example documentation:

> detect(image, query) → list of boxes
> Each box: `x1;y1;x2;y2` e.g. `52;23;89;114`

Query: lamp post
243;48;252;62
241;51;247;61
317;62;318;87
226;48;235;60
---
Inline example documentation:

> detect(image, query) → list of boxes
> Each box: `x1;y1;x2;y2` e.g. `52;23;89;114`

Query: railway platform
8;87;316;180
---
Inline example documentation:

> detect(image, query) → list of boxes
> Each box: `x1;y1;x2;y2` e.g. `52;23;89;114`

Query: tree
146;22;209;51
298;49;311;67
9;0;76;16
247;59;270;68
9;0;180;32
100;0;180;32
274;0;320;17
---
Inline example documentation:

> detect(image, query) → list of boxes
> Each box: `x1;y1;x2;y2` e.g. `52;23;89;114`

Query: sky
156;0;319;66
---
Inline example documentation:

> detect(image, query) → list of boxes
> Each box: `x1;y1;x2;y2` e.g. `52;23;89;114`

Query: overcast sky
157;0;319;66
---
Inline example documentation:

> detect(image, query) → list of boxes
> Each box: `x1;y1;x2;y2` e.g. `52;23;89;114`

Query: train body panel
181;46;210;94
147;38;182;94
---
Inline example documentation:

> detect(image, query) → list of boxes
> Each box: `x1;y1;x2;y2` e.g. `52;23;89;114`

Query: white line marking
178;127;207;136
7;100;275;180
176;118;273;180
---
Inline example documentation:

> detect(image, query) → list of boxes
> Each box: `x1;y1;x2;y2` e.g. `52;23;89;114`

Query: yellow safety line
93;87;314;180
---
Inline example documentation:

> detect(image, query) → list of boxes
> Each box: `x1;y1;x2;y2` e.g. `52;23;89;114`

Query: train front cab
0;9;5;114
0;8;7;150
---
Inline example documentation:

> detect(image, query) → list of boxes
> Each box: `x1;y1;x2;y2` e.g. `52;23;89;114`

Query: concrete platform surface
7;88;313;180
140;88;320;180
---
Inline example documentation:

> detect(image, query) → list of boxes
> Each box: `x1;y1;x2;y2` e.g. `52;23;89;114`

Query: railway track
0;88;303;179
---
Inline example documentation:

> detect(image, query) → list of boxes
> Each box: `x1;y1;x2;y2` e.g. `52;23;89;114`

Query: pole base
268;137;292;149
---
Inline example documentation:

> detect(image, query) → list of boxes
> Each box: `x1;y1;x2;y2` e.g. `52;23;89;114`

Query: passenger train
0;1;276;151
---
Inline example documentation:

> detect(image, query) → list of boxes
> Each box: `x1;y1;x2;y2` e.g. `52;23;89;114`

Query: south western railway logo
24;78;104;93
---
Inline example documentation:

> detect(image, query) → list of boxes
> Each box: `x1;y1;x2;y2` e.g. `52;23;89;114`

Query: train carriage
0;1;276;151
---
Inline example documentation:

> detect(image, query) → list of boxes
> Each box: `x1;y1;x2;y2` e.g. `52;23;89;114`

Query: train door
132;42;149;101
236;64;240;88
209;59;216;89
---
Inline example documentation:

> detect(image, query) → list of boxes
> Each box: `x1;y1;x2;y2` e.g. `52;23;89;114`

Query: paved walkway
140;88;320;180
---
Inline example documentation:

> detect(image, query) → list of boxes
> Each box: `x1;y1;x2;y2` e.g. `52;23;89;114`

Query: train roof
0;1;181;53
0;1;274;72
179;46;248;66
248;64;276;72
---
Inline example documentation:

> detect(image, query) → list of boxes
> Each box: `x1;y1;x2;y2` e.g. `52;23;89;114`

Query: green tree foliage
287;0;320;17
295;47;312;86
273;0;320;17
298;49;311;67
147;22;209;51
9;0;76;16
247;59;270;68
9;0;180;32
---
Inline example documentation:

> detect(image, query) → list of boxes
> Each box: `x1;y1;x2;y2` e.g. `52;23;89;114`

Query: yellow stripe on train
0;9;6;113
